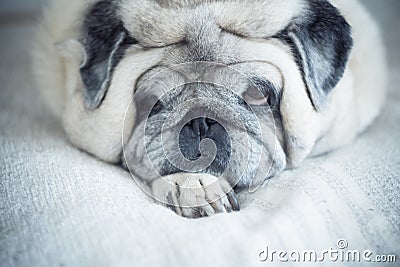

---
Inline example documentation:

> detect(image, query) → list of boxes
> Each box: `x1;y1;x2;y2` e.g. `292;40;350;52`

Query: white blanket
0;1;399;266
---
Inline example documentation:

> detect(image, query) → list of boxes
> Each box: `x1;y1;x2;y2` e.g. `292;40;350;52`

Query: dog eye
148;100;165;117
243;78;280;107
243;86;270;106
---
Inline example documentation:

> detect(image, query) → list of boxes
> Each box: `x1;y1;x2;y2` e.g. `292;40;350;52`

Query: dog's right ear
80;0;137;110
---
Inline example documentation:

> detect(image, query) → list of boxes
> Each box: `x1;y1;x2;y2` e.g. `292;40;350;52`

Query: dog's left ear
278;0;353;110
80;1;137;110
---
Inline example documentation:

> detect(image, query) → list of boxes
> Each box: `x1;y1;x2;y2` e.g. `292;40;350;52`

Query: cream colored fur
33;0;386;168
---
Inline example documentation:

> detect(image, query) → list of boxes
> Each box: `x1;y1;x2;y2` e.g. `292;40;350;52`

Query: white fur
119;0;304;47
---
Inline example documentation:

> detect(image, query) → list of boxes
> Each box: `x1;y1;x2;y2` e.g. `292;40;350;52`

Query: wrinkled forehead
136;61;283;100
117;0;306;47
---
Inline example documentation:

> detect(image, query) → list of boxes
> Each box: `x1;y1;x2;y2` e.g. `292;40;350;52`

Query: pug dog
33;0;387;218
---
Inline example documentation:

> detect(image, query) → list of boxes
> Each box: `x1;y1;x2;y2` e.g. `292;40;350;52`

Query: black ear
80;0;137;110
277;0;353;110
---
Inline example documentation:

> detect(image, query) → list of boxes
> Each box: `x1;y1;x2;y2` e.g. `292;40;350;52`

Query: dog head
78;0;353;189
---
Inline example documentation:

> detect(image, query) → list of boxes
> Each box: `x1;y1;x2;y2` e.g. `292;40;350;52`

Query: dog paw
151;173;240;218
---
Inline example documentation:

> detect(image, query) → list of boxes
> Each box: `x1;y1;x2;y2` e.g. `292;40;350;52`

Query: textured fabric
0;1;399;267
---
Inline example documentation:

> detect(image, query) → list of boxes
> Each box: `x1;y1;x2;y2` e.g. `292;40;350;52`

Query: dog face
78;0;352;188
123;61;286;189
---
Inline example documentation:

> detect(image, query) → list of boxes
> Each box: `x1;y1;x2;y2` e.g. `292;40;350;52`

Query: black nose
178;117;231;174
187;117;217;139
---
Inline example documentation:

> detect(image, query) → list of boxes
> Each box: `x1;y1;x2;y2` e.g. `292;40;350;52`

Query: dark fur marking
276;0;353;110
80;0;138;110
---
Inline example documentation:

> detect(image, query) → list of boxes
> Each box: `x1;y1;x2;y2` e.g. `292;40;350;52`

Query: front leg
151;173;240;218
